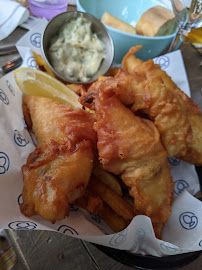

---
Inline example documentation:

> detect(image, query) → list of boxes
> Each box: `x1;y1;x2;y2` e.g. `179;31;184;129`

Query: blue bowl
77;0;176;64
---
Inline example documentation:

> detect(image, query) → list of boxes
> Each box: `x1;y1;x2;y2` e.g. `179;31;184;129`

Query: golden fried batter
21;96;97;222
94;85;174;238
122;45;202;165
108;70;192;158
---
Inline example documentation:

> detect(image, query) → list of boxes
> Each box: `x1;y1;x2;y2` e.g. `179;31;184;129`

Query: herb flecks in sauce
48;15;105;82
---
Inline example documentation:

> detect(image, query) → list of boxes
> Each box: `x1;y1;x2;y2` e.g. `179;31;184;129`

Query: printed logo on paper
154;55;170;70
89;212;101;223
0;89;9;105
27;57;38;69
174;179;189;196
6;80;15;96
57;225;78;235
8;221;37;230
0;152;10;174
133;228;146;252
160;242;182;255
30;33;41;48
199;240;202;247
136;228;145;239
168;157;181;166
179;212;198;230
70;203;78;211
109;229;127;246
18;194;22;205
14;130;29;147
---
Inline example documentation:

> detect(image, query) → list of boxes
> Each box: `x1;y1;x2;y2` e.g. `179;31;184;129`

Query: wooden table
0;6;202;270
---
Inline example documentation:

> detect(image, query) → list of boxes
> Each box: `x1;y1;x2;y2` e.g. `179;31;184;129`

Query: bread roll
101;12;136;34
136;6;177;37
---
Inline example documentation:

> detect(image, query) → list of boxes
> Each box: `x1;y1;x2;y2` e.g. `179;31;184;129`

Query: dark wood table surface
0;5;202;270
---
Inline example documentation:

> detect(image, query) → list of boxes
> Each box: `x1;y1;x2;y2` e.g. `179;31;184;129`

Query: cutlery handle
168;27;184;53
0;44;18;56
0;56;22;74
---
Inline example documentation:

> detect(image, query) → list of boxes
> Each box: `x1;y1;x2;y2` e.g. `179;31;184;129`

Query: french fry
33;52;56;78
136;6;177;37
92;166;123;196
89;177;134;221
76;191;103;215
76;191;128;232
99;202;129;232
101;12;136;34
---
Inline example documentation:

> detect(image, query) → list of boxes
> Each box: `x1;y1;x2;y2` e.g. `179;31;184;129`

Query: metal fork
168;0;189;52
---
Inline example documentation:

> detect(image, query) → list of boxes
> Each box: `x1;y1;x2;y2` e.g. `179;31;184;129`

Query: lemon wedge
14;68;82;109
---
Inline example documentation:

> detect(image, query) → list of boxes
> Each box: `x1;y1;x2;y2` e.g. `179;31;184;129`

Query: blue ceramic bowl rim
77;0;176;40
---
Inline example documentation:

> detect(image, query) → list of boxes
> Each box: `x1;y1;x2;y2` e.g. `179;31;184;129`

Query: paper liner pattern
0;18;201;257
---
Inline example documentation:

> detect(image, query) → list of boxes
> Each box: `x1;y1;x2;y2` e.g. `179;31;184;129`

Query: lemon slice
14;68;82;109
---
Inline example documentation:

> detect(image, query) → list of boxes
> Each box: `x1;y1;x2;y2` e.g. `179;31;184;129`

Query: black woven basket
94;244;202;270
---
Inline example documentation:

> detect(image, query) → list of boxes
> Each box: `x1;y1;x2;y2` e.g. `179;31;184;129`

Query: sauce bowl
41;11;114;84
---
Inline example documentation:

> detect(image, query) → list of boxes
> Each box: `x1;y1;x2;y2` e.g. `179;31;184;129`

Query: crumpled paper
0;0;29;41
0;19;202;257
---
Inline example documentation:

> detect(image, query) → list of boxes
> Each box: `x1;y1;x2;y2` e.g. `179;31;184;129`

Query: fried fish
21;96;97;222
121;45;202;165
94;84;174;238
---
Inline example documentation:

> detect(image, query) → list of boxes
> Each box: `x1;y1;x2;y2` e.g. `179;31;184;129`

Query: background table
0;5;202;270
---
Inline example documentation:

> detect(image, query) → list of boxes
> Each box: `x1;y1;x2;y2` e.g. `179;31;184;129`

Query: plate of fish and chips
12;41;202;243
1;11;202;270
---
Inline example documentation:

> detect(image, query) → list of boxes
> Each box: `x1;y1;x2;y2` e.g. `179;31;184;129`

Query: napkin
0;0;29;41
0;19;202;257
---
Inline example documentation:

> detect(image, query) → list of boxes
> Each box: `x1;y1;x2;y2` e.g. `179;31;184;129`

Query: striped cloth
0;246;16;270
0;231;16;270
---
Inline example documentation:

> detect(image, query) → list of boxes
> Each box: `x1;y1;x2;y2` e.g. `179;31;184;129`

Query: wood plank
6;230;99;270
82;241;134;270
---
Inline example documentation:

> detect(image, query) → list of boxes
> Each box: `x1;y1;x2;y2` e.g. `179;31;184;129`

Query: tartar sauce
48;15;105;82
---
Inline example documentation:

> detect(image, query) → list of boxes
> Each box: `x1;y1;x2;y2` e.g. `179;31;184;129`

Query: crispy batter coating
79;80;104;110
122;46;202;165
182;114;202;165
94;85;174;238
106;69;191;158
19;45;202;235
21;96;97;222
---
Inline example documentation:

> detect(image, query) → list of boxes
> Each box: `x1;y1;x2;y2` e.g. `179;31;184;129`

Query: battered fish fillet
21;96;97;222
112;72;191;158
122;45;202;165
94;85;174;238
80;60;191;159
